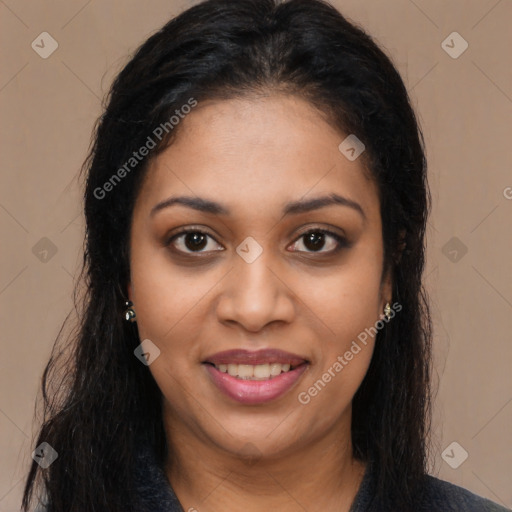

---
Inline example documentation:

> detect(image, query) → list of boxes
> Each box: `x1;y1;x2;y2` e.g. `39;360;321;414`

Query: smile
209;362;299;380
202;361;309;404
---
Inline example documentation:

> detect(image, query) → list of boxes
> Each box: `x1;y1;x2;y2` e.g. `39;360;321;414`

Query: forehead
136;94;379;221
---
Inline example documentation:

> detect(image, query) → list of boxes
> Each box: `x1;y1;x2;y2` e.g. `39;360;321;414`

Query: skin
128;93;392;512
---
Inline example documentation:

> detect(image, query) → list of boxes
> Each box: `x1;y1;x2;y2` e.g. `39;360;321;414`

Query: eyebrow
150;193;366;220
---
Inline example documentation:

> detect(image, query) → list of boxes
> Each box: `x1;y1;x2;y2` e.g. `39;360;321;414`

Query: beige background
1;0;511;510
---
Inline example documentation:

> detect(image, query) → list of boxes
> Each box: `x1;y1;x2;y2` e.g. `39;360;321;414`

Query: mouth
201;349;310;404
202;361;306;380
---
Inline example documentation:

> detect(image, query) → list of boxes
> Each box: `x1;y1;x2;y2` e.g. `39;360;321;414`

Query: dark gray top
132;443;511;512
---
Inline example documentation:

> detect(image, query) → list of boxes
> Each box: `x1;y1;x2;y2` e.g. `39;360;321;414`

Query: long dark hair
23;1;433;510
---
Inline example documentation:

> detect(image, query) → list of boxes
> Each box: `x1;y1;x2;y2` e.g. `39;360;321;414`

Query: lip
203;362;309;405
202;348;308;366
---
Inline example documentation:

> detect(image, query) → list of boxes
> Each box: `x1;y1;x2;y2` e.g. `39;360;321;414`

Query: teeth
270;363;283;376
254;363;270;378
215;362;293;380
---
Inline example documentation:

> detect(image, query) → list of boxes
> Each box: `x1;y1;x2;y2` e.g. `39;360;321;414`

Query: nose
215;249;295;333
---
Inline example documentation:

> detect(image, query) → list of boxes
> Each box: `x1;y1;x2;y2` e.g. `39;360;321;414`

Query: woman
22;0;510;511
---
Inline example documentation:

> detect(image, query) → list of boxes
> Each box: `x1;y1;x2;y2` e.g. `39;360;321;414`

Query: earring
124;301;136;322
383;302;392;321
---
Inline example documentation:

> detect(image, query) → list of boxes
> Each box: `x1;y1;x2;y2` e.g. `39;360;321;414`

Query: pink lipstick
202;348;309;405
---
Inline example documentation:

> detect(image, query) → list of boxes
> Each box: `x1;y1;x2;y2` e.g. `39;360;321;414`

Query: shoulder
420;474;511;512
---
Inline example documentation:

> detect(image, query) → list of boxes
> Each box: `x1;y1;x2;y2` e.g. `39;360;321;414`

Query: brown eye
290;228;348;254
167;230;223;254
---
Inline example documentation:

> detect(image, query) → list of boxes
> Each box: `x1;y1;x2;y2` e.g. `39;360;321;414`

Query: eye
166;227;349;256
166;229;223;254
289;228;348;254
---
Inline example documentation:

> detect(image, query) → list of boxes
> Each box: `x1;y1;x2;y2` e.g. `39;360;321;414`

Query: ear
127;282;133;302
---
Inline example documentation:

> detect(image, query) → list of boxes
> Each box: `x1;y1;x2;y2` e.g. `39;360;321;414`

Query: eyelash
165;226;349;256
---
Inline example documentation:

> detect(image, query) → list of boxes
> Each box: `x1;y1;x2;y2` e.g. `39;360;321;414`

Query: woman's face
128;93;391;460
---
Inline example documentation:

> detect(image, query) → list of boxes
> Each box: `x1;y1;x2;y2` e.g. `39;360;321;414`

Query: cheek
129;241;209;337
296;270;379;415
303;260;384;343
296;250;383;404
129;261;216;386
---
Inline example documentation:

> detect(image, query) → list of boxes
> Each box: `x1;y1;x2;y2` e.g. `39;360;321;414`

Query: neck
163;407;366;512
